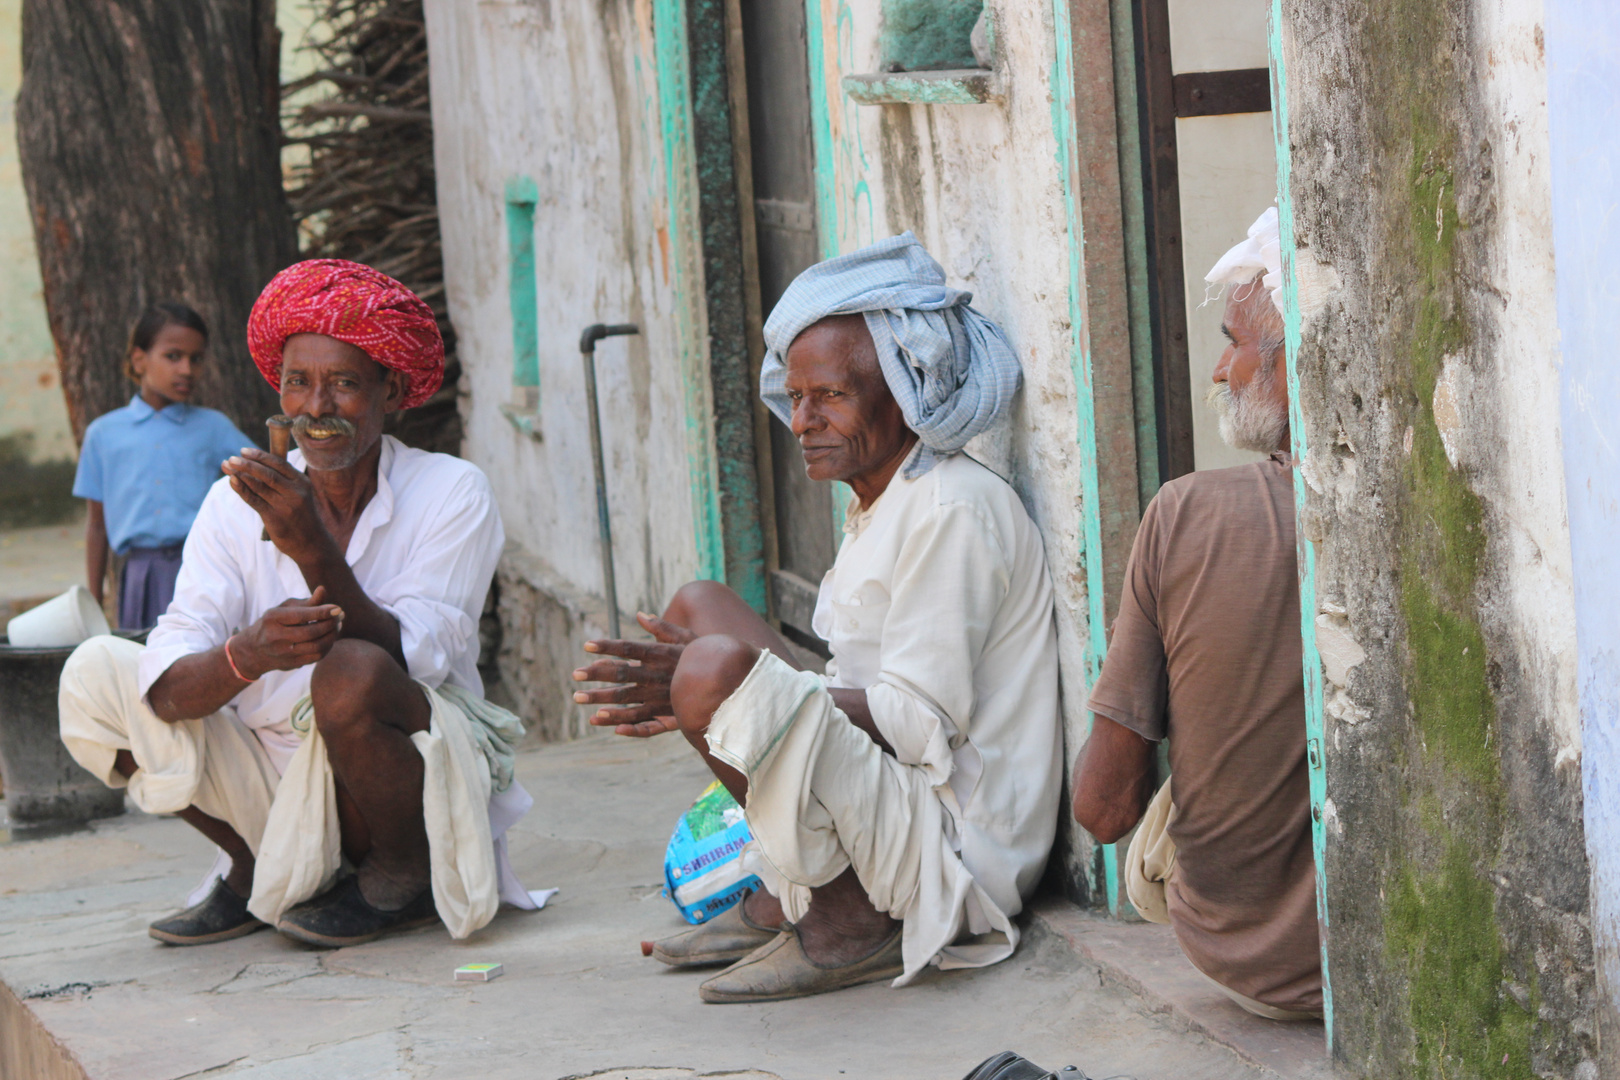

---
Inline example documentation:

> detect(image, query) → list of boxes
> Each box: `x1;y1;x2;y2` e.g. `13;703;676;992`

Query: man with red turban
58;260;546;947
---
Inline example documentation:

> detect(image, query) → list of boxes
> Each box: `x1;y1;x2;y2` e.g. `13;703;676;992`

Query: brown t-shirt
1087;455;1321;1013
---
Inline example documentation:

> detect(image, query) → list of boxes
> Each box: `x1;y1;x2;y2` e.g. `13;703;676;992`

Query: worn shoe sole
651;938;772;968
148;919;268;947
698;926;904;1003
275;911;439;949
650;902;781;968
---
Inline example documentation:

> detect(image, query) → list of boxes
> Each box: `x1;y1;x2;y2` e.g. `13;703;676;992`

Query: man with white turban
1070;207;1322;1020
573;233;1061;1002
57;260;544;949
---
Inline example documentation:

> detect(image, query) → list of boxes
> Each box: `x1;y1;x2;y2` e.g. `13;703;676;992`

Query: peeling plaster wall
425;0;700;739
1280;0;1596;1073
813;1;1095;893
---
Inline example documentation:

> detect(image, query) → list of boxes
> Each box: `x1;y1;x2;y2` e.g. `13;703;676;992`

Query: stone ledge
842;69;997;106
1;972;88;1079
1028;898;1339;1079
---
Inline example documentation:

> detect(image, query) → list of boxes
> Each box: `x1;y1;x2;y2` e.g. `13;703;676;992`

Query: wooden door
738;0;834;652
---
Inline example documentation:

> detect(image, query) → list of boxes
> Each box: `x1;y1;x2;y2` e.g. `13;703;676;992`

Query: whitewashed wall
426;0;700;626
428;0;1095;755
816;0;1093;868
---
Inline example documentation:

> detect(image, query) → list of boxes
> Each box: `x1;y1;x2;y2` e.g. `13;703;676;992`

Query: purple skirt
119;545;184;630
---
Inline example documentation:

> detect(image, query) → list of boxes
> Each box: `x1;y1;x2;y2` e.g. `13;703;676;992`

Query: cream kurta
717;448;1060;982
818;449;1061;917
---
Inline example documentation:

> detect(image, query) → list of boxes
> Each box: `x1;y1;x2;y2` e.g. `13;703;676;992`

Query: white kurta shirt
139;435;506;774
812;447;1062;921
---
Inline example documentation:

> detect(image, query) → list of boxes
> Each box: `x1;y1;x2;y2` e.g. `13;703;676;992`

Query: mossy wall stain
1376;13;1533;1075
1280;0;1596;1072
1386;840;1536;1079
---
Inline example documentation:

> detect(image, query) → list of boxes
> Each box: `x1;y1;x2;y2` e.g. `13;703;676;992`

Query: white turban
1206;206;1284;317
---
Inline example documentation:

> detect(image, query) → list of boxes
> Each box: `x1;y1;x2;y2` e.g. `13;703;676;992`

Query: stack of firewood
281;0;460;455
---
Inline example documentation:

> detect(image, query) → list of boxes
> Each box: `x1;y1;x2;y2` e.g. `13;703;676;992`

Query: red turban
247;259;444;409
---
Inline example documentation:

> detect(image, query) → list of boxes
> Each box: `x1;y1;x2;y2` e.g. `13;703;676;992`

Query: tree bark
15;0;298;445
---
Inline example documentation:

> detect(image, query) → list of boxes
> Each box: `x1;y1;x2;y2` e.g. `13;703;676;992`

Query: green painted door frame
652;0;769;613
1269;0;1334;1044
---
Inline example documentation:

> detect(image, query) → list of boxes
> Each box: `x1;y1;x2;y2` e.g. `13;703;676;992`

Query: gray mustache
292;415;357;441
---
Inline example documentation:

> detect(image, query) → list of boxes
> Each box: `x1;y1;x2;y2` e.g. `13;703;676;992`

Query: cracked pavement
0;734;1281;1079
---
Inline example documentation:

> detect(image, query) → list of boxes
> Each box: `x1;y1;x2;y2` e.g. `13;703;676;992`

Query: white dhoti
708;649;1017;986
58;635;537;940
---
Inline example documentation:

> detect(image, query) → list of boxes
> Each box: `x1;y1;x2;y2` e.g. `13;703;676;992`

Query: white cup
5;585;112;648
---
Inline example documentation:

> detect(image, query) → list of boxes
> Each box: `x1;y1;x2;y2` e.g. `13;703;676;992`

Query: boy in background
75;302;254;629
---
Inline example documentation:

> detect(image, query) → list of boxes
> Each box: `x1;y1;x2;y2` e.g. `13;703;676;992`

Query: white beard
1206;379;1288;454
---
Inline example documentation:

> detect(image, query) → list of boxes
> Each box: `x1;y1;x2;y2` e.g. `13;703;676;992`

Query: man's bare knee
671;634;759;735
665;580;743;627
311;639;399;737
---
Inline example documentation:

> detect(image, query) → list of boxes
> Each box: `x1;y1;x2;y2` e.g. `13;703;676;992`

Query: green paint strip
841;70;993;106
1051;0;1114;909
505;177;539;391
653;0;726;583
806;0;839;260
1268;0;1333;1044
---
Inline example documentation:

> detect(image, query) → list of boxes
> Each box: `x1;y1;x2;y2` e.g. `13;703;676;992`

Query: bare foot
222;855;255;900
794;867;899;967
742;887;786;928
356;859;431;912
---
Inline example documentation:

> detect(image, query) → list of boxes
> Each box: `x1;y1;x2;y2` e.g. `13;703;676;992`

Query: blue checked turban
760;233;1022;479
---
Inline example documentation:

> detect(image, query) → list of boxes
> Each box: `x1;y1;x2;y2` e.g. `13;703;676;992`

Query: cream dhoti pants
707;649;1016;986
57;635;513;939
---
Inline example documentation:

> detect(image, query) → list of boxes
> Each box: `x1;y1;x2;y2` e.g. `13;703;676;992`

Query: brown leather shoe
698;922;904;1003
650;897;781;968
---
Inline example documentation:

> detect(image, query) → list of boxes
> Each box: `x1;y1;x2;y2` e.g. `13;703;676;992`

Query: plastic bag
663;780;761;924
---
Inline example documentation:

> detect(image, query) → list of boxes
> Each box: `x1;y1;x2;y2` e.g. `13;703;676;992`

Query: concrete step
0;735;1318;1080
1029;900;1338;1080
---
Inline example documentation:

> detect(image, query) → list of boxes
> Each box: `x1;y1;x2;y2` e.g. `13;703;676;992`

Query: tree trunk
282;0;461;456
14;0;298;446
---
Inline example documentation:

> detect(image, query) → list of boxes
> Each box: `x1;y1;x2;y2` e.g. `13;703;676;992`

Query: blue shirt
73;396;255;553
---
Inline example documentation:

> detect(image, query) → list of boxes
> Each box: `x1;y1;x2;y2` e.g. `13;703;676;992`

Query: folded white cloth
708;649;1017;986
59;636;280;851
59;635;540;940
250;682;518;937
1125;777;1177;925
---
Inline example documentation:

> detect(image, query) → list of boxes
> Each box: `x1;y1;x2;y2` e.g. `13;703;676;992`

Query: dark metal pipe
579;323;639;639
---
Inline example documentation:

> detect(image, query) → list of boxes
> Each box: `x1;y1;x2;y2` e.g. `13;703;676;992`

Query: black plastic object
0;633;139;826
961;1051;1073;1080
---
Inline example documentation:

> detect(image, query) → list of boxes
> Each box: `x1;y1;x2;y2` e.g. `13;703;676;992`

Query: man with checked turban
58;260;548;948
573;234;1061;1002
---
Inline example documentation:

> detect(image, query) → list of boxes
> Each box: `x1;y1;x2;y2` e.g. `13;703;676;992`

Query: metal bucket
0;634;130;826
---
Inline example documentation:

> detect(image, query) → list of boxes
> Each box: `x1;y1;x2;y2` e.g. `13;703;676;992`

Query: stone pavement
0;733;1332;1080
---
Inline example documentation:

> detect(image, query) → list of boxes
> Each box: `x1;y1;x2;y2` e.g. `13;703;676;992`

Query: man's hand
230;586;345;680
572;612;696;737
222;448;330;562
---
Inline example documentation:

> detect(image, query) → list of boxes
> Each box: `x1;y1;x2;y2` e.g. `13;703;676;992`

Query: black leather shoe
275;874;438;948
148;877;266;946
